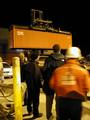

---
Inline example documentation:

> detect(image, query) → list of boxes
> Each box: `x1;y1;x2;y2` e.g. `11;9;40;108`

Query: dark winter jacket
24;60;43;91
42;52;65;95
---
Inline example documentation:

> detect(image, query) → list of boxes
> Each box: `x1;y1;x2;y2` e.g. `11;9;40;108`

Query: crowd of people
0;43;90;119
18;44;90;120
0;44;89;119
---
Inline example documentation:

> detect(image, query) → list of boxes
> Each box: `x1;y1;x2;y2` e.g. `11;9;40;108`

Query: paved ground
0;89;56;120
22;92;56;120
0;78;90;120
0;79;56;120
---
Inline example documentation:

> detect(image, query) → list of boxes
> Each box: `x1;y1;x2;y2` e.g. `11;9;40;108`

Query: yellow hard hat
66;47;82;59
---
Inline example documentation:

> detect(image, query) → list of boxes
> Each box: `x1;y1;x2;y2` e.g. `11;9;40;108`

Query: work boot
33;113;43;119
48;114;54;120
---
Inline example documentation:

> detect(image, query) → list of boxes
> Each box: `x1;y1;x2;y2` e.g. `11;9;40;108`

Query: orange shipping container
9;25;72;49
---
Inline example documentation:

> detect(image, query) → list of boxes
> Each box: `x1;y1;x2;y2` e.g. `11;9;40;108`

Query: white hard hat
66;47;82;59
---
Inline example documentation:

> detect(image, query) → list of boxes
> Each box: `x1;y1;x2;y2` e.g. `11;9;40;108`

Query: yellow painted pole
12;57;23;120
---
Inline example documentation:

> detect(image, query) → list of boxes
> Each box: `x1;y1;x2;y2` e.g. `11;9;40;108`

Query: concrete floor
0;79;90;120
22;92;56;120
0;79;55;120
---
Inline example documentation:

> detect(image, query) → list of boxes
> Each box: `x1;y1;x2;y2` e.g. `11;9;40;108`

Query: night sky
0;0;90;56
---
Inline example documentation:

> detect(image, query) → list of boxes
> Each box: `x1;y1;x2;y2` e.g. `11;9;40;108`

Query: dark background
0;0;90;56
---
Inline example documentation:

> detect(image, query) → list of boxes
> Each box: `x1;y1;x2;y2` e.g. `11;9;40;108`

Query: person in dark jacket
24;51;43;119
42;44;65;120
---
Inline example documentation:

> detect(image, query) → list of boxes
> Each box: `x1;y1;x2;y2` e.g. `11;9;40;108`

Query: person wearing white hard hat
49;47;90;120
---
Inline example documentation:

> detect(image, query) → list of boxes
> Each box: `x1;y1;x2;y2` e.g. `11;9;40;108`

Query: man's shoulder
45;54;53;61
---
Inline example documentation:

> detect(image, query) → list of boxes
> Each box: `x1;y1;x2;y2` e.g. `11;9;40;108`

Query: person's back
43;44;65;94
25;59;42;90
24;51;43;119
42;44;65;120
50;59;90;99
49;47;90;120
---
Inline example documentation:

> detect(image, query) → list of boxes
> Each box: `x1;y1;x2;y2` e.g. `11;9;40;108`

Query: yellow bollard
12;57;23;120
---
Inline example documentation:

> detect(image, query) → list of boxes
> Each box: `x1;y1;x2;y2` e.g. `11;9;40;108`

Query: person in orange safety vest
49;47;90;120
